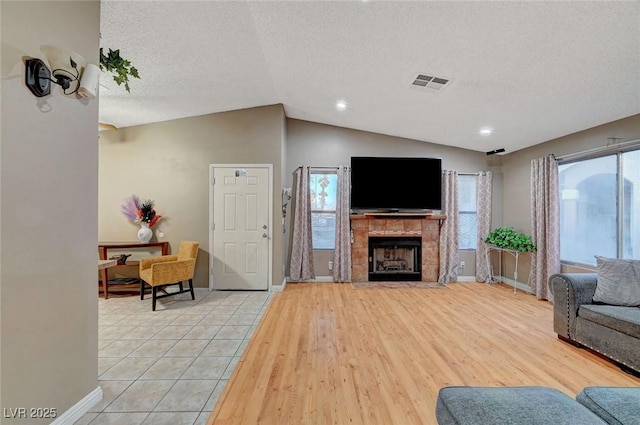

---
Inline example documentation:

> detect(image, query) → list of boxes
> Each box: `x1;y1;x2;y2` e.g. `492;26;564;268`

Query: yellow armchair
139;241;199;311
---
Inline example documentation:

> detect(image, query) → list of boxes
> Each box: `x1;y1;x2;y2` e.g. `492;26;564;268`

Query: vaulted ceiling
99;1;640;154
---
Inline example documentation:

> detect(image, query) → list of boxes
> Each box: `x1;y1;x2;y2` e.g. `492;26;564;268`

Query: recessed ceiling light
479;127;493;136
336;100;348;111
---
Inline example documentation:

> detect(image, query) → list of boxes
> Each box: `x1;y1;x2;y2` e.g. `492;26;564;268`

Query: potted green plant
99;47;140;92
484;227;536;252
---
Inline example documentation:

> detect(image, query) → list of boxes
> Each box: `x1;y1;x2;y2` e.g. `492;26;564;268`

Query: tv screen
350;156;442;211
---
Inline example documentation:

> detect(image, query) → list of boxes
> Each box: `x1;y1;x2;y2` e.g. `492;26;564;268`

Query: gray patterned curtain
289;166;315;281
439;170;459;283
531;155;560;301
333;167;351;282
475;171;493;283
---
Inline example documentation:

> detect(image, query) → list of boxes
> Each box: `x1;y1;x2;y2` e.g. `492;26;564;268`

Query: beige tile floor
74;287;274;425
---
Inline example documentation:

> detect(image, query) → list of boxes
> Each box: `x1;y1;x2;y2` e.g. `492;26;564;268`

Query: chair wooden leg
100;269;109;299
179;282;184;292
140;280;145;300
152;286;157;311
189;279;195;300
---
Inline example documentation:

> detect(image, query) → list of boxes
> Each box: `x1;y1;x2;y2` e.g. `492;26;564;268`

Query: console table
98;241;169;299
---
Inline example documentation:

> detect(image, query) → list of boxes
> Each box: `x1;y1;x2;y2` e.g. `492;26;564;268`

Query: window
458;174;477;250
310;172;337;249
559;149;640;266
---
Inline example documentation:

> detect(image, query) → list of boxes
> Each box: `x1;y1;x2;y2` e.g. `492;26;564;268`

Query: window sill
560;261;597;272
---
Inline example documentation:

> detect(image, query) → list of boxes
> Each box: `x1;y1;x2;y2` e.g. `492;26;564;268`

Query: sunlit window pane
310;174;337;211
310;173;337;250
460;213;478;250
622;150;640;259
311;212;336;250
458;175;477;250
559;155;617;265
459;175;477;211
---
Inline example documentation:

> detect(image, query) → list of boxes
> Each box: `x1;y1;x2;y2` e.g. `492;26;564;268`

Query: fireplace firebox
368;237;422;281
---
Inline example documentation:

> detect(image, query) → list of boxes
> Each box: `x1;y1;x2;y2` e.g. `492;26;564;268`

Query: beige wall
98;103;640;289
99;111;495;284
286;119;495;172
1;1;100;421
499;114;640;281
98;104;286;287
286;118;502;276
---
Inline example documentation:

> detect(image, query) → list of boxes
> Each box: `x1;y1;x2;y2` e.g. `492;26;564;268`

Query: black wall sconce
25;46;99;99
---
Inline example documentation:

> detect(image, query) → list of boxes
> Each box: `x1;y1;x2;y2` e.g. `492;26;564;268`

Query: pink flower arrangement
121;194;162;227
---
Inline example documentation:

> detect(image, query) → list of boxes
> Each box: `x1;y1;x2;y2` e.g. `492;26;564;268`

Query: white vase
137;223;153;243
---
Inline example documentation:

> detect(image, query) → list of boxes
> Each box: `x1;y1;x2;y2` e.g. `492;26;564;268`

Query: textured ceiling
99;1;640;154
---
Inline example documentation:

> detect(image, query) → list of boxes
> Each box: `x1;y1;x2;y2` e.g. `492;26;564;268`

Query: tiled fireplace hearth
351;214;445;282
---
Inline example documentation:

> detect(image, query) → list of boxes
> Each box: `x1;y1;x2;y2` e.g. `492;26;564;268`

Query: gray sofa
549;273;640;375
436;386;606;424
436;386;640;425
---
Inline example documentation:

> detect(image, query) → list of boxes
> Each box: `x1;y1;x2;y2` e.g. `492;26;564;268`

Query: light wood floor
207;282;638;425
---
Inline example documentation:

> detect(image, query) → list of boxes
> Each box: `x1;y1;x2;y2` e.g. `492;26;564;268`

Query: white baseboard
50;386;102;425
457;275;533;294
313;276;334;282
271;278;287;292
456;276;477;282
281;276;335;284
491;275;533;294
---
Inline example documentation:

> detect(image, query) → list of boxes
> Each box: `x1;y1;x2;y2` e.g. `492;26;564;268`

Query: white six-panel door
211;165;271;290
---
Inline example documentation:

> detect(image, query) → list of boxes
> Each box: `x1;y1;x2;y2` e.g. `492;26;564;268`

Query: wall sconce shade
42;46;82;93
78;64;100;99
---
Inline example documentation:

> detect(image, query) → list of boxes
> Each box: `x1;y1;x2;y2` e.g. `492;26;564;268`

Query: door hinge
212;177;216;185
211;222;215;230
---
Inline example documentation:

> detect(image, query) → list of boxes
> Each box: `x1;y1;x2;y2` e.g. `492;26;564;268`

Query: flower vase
137;223;153;243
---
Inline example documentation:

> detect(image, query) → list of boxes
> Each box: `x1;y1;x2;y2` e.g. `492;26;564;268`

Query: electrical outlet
460;261;465;270
328;261;333;271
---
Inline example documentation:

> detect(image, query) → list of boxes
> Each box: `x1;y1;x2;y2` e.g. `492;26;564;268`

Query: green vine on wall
484;227;536;252
99;48;140;92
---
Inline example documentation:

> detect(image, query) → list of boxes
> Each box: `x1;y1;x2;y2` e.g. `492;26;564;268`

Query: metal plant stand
485;244;535;294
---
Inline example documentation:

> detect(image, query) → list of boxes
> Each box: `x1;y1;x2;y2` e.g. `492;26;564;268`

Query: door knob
263;225;267;229
262;233;268;238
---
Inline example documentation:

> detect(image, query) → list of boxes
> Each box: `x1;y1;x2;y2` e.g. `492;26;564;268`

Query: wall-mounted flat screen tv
350;156;442;211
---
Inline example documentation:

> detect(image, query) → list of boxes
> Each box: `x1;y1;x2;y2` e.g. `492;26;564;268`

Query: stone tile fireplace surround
351;214;445;282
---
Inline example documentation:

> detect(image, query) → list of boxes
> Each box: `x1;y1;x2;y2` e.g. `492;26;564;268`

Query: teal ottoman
576;387;640;425
436;386;607;424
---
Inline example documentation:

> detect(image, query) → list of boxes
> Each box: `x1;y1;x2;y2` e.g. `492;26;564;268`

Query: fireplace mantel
350;214;445;283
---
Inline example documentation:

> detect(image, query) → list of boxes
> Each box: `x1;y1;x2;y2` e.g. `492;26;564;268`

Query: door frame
209;164;273;291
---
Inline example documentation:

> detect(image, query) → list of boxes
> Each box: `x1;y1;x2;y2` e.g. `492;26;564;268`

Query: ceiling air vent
410;74;451;93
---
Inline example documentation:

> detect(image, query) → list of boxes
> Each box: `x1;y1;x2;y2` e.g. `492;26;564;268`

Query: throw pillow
593;256;640;307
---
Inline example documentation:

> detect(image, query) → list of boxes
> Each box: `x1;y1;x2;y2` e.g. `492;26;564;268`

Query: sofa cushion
576;387;640;425
579;305;640;339
435;386;606;425
593;256;640;307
